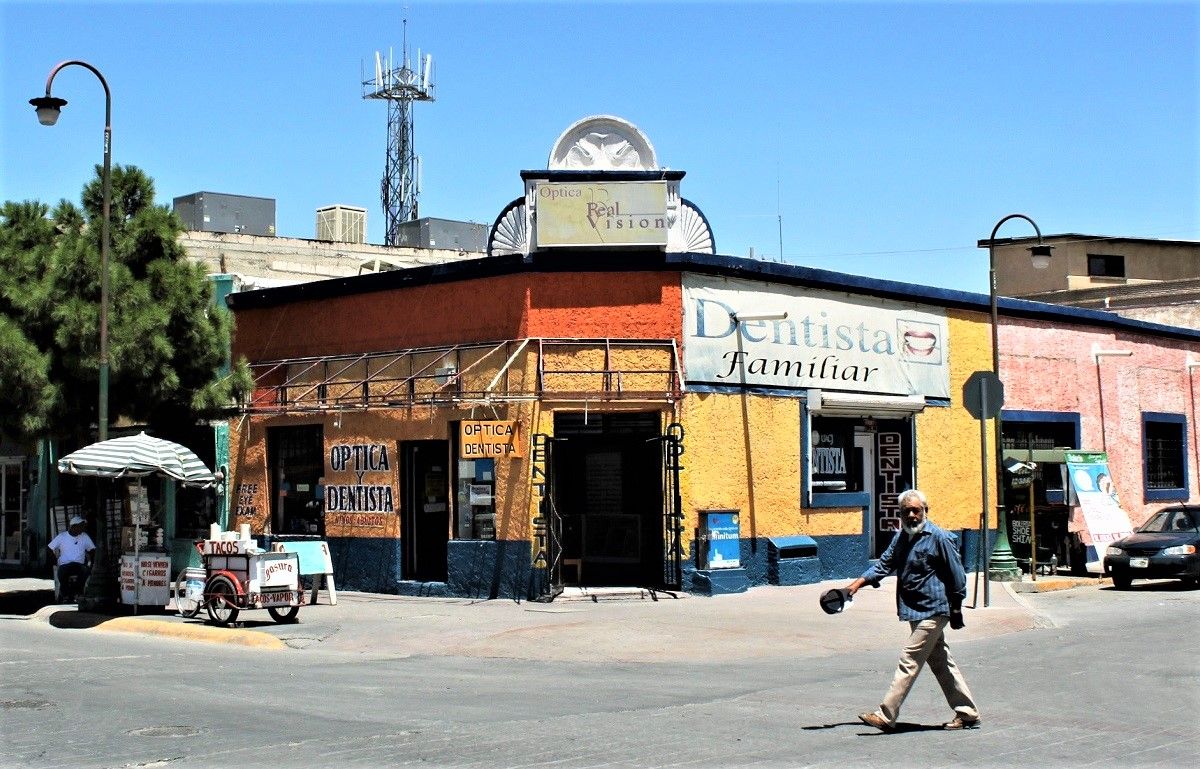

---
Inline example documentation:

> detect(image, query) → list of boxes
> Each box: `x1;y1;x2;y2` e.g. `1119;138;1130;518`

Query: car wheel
1111;570;1132;590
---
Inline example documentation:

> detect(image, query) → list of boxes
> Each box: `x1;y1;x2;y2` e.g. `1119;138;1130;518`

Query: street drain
127;726;202;738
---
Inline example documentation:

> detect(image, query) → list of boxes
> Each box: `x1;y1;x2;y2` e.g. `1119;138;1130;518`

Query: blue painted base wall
319;529;997;600
325;537;534;599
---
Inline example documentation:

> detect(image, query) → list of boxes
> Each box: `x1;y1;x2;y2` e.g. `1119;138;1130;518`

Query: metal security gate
654;423;685;590
532;433;562;601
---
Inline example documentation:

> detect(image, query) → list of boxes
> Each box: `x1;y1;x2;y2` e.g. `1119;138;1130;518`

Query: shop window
1143;412;1187;501
455;458;496;540
1001;417;1077;452
810;417;863;493
1002;413;1079;505
1087;253;1125;279
268;424;326;536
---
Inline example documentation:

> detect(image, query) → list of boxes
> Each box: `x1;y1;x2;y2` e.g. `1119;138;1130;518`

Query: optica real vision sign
535;181;668;247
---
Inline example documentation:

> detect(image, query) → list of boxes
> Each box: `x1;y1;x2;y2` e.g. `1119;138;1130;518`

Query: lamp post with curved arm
984;214;1054;582
31;60;114;609
31;60;112;442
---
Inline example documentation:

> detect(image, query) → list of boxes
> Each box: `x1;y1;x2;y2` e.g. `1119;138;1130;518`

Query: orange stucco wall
232;271;682;362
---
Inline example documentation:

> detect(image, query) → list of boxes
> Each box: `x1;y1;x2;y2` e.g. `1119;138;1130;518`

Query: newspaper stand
197;537;303;626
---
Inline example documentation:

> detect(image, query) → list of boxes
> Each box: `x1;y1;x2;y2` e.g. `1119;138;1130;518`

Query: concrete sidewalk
0;572;1091;661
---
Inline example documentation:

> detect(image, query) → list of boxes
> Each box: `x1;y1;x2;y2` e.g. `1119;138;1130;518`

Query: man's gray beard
903;520;926;536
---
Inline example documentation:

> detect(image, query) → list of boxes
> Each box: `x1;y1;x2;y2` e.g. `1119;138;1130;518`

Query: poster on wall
1065;451;1134;568
682;274;950;398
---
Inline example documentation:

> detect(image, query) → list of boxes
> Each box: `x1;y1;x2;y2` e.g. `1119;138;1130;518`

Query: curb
999;581;1057;629
97;617;288;649
28;605;287;650
1009;576;1106;593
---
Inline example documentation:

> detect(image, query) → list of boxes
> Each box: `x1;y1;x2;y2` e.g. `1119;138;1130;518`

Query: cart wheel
174;571;201;619
268;605;300;624
204;574;240;626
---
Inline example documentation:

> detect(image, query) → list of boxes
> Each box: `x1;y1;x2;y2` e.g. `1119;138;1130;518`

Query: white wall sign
682;275;950;398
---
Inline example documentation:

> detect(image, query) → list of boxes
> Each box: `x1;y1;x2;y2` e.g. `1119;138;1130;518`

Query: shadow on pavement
800;721;946;734
1100;580;1199;593
0;590;55;616
47;609;111;629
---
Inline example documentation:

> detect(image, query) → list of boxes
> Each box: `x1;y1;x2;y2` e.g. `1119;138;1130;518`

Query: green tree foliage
0;165;251;446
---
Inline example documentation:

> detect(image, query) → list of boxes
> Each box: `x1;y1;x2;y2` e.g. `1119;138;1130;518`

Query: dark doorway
552;412;663;587
267;424;325;536
402;440;449;582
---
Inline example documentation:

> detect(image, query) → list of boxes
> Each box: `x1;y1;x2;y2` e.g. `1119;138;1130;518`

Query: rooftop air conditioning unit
316;205;367;244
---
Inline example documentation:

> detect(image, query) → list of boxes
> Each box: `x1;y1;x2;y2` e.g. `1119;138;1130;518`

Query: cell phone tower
363;22;434;246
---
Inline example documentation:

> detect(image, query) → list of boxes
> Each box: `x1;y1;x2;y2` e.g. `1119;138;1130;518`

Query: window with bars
1143;412;1187;501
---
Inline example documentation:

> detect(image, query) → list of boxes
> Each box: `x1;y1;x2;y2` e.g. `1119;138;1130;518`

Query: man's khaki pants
878;616;979;725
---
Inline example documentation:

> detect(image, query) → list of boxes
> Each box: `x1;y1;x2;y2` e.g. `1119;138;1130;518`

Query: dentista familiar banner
535;181;668;247
682;274;950;398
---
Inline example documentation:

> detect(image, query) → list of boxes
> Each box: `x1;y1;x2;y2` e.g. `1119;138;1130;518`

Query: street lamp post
31;60;114;609
984;214;1053;582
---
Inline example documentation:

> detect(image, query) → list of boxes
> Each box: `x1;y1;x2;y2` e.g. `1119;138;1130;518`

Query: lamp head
29;95;67;126
1029;243;1054;270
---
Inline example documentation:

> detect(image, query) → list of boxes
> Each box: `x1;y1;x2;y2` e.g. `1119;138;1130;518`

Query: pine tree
0;165;251;446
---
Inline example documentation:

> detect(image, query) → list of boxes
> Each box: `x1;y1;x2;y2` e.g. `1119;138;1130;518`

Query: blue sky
2;1;1196;293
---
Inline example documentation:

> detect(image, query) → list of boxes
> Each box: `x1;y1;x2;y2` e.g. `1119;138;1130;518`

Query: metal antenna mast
363;21;435;246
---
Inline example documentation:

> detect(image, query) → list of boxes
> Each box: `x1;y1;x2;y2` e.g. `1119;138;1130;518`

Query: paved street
2;575;1197;768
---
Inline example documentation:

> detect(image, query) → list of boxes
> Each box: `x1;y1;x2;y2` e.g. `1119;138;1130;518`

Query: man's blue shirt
860;521;966;621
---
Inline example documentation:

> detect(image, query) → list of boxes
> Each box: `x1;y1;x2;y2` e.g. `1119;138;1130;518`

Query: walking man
845;488;980;731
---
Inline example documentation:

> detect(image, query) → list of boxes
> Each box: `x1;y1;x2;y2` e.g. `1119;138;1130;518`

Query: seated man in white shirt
47;516;96;602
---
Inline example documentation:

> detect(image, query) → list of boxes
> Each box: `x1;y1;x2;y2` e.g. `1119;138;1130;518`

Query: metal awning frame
240;337;683;415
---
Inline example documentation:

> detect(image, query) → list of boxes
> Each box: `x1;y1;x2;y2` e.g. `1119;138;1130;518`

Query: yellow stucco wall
678;391;864;546
675;308;997;546
915;309;995;531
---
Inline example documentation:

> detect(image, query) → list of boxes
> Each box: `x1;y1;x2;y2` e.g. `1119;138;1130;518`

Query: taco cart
178;528;303;626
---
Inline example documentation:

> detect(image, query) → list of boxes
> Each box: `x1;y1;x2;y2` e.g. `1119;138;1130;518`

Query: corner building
225;116;1007;598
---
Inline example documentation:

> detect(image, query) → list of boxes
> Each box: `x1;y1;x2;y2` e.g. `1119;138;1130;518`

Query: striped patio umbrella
57;432;216;488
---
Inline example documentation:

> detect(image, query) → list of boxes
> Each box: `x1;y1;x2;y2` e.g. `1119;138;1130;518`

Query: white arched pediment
548;115;658;171
488;199;528;256
667;199;715;254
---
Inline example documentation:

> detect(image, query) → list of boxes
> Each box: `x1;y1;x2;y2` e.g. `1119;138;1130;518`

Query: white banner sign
682;275;950;398
1065;451;1134;567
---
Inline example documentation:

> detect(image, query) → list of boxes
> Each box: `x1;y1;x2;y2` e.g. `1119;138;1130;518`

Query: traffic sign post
963;371;1004;607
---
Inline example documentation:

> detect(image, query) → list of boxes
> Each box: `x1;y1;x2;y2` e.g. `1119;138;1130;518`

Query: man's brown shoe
859;712;894;732
943;715;981;730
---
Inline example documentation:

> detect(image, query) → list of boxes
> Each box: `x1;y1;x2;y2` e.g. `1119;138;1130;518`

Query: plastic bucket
176;567;206;615
182;567;206;601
